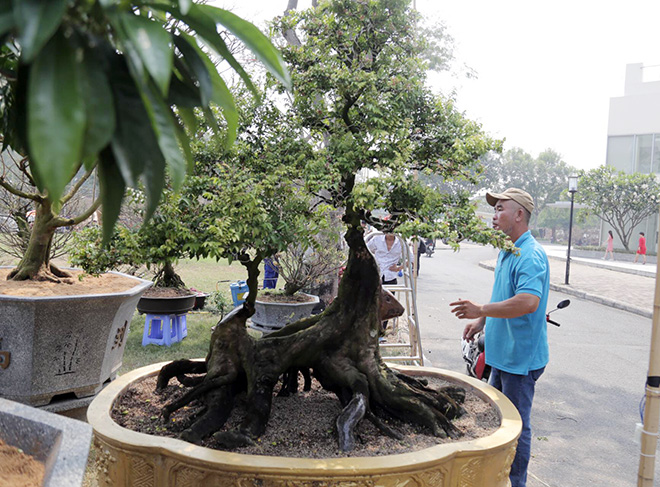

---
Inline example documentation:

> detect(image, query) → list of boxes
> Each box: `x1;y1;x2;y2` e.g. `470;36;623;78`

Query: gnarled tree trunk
157;225;466;451
8;202;71;282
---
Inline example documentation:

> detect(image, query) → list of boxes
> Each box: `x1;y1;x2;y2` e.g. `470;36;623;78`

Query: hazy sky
215;0;660;171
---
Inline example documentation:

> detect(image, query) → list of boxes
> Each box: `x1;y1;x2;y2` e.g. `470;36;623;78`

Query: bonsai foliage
156;0;513;453
69;188;194;288
0;0;289;280
575;165;660;250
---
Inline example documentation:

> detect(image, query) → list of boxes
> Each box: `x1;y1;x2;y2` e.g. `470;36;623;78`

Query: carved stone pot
0;271;152;406
87;362;521;487
251;293;320;332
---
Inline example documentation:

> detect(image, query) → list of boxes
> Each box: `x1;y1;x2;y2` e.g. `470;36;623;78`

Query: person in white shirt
367;233;403;285
367;233;404;336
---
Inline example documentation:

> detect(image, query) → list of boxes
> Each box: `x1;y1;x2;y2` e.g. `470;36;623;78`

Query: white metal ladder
366;232;424;366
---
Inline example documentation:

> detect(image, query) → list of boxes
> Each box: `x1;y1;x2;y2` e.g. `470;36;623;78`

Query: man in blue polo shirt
450;188;549;487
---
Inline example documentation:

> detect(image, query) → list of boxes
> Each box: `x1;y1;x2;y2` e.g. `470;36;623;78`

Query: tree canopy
0;0;290;280
576;165;660;250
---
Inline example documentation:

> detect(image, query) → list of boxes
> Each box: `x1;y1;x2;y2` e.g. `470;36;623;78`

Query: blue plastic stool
176;313;188;341
142;314;180;347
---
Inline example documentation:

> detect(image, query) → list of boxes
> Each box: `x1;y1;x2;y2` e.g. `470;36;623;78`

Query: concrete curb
547;255;656;279
478;261;653;319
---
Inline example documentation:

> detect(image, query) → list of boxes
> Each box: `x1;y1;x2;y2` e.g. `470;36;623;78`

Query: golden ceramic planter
87;362;521;487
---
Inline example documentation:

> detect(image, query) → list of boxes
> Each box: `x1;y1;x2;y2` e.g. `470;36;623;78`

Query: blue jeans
489;367;545;487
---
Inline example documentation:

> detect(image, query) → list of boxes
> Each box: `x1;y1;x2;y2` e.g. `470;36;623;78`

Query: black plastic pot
137;294;196;315
192;293;210;311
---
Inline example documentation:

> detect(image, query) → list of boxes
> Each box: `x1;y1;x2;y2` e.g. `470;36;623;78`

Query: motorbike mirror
557;299;570;309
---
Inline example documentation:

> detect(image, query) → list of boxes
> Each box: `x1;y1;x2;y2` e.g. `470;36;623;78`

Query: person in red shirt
634;232;647;264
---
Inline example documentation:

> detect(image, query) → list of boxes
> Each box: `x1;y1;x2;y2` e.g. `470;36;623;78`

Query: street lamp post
564;175;578;285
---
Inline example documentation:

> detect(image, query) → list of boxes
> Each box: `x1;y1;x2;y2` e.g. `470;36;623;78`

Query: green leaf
175;124;194;174
175;33;237;145
173;34;213;106
12;0;67;62
168;72;202;108
27;29;85;203
140;81;187;192
116;12;173;95
0;2;15;37
177;106;196;136
107;59;149;186
80;45;115;168
98;148;126;244
198;5;291;90
177;5;259;98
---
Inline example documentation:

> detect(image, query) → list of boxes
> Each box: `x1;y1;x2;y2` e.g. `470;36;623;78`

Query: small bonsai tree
0;0;290;281
69;187;194;289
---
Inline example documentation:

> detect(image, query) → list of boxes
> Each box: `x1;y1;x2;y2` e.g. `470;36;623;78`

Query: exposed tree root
157;226;466;451
8;262;74;282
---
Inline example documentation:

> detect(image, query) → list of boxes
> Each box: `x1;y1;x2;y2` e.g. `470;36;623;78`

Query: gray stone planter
251;293;320;332
0;397;92;486
0;270;152;406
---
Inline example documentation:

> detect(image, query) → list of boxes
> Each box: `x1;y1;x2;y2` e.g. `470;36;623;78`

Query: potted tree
0;0;289;405
88;1;520;485
251;221;346;331
69;188;199;316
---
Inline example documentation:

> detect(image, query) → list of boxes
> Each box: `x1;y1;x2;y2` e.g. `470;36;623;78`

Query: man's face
492;199;520;238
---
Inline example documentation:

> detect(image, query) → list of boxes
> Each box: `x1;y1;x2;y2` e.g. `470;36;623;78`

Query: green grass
119;312;218;374
119;257;269;375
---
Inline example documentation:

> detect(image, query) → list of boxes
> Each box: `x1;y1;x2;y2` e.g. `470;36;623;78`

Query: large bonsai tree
157;0;511;452
0;0;289;281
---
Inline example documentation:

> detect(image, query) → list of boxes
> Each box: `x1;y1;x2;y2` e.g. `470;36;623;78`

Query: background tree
488;148;575;225
575;165;660;250
156;0;513;453
0;0;289;280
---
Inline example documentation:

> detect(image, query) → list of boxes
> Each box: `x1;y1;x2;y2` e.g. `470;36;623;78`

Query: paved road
415;242;656;487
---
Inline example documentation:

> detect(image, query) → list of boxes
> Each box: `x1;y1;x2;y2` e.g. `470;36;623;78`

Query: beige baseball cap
486;188;534;214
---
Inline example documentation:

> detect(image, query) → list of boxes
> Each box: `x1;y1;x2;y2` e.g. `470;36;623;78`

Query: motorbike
424;238;435;257
461;299;570;381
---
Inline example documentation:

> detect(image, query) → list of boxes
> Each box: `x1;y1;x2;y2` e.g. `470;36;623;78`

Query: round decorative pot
0;270;152;406
88;362;521;487
251;293;320;332
137;294;196;315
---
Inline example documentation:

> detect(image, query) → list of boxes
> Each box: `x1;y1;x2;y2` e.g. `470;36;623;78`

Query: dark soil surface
257;291;316;303
142;287;195;298
112;374;500;458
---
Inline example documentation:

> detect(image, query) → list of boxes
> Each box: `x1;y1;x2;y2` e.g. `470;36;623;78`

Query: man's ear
515;208;523;222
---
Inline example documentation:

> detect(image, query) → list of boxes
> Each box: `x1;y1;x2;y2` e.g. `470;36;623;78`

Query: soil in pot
0;268;140;296
112;374;500;459
257;291;316;304
0;438;45;487
141;287;194;298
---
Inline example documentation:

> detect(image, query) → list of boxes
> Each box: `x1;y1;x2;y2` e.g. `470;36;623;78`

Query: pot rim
88;361;521;476
0;267;152;301
254;292;320;306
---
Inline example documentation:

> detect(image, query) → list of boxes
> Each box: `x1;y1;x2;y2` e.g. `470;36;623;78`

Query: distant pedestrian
263;256;280;289
602;230;614;261
634;232;647;264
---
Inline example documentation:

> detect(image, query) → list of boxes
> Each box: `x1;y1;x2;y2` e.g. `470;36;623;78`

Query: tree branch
0;175;40;202
61;164;97;205
60;197;102;227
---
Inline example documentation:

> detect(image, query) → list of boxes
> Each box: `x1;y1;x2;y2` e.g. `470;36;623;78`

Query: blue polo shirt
485;231;550;375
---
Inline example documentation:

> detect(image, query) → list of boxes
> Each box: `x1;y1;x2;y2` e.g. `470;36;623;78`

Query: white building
605;63;660;252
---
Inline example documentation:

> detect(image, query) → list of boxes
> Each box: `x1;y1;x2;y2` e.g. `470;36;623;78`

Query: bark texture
157;226;466;450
